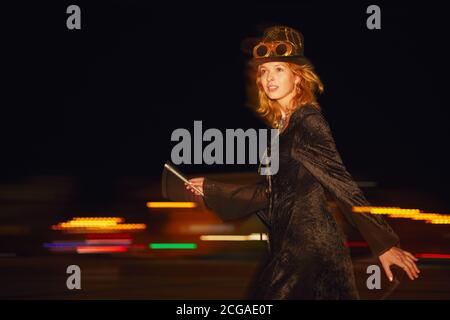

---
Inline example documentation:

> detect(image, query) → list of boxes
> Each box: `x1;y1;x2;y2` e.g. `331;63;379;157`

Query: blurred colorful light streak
149;243;197;249
51;217;146;232
200;233;268;241
44;238;134;254
76;246;129;254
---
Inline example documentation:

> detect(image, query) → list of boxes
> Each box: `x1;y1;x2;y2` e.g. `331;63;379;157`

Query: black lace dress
162;104;400;299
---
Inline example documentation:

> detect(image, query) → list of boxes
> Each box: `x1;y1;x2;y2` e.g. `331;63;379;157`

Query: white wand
164;163;204;197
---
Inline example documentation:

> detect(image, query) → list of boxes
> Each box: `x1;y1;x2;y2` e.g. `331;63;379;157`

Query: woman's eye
276;67;284;72
260;69;266;74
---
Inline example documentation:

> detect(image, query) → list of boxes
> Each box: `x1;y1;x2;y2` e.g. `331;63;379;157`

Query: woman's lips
267;85;279;92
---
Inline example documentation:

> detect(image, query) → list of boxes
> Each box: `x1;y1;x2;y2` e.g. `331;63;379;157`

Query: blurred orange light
352;206;450;224
51;217;146;232
147;202;197;208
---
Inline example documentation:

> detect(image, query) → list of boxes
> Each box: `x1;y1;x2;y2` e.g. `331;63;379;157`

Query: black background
3;1;449;201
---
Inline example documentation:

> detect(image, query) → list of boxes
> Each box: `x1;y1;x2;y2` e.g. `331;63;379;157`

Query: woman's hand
185;177;205;196
379;246;420;281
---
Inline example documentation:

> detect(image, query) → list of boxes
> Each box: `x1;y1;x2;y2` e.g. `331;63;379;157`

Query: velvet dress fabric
162;104;400;299
203;105;401;299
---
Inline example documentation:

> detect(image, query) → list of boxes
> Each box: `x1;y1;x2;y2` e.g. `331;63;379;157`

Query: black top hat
242;25;311;67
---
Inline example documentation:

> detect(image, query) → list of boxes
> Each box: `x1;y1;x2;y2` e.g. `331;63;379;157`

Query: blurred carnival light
146;202;197;208
46;217;147;254
200;233;268;241
352;206;450;224
51;217;146;233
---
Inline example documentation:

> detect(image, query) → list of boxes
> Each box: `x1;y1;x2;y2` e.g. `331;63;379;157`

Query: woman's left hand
379;246;420;281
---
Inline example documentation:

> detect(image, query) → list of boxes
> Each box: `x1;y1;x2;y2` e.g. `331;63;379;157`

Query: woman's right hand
185;177;205;196
379;246;420;281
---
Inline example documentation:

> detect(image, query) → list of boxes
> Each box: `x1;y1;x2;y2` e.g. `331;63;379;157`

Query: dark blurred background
3;0;449;194
1;0;449;299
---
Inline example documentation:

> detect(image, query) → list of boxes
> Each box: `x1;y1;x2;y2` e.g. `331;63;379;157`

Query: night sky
3;1;449;200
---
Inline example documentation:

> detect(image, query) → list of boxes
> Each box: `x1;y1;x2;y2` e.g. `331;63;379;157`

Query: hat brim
248;55;312;67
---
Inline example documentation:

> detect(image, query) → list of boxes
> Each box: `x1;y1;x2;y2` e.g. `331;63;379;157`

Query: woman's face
259;62;299;107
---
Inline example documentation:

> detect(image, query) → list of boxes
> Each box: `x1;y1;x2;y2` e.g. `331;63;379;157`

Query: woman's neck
278;100;295;119
280;107;291;119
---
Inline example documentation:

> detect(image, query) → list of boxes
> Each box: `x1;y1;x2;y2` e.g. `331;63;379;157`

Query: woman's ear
294;75;301;86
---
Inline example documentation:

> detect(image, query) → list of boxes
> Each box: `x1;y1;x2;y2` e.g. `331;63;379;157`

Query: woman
184;26;420;299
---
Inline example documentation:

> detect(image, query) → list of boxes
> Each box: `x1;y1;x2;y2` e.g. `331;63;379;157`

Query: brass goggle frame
252;41;295;58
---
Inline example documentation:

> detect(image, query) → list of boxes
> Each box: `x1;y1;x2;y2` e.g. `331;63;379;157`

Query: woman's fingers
187;178;204;186
381;260;394;282
398;249;420;279
403;253;420;274
186;183;200;192
411;259;421;275
404;251;419;262
184;177;204;195
380;247;420;282
403;263;416;280
185;185;201;195
188;178;204;186
403;256;420;277
399;256;418;280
